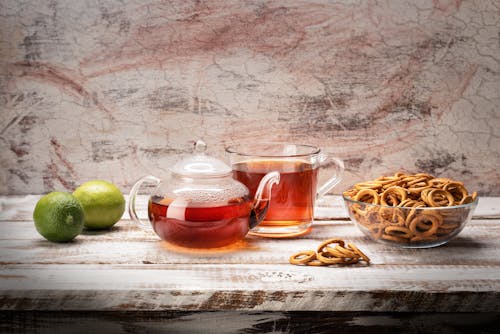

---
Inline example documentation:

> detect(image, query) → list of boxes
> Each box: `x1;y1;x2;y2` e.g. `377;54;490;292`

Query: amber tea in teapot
148;195;269;248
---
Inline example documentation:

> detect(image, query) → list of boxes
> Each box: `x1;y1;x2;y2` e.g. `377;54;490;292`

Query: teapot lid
170;140;232;177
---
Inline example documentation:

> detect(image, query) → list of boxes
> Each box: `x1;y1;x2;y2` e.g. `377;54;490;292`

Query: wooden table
1;195;499;333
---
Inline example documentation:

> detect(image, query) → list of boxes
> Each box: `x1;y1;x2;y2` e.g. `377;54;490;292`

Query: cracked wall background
1;0;499;195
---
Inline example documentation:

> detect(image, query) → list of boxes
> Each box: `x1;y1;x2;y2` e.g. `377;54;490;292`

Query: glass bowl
343;195;478;248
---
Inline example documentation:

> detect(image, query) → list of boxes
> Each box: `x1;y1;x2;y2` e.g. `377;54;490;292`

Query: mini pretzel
409;214;441;237
381;234;408;243
317;251;360;265
289;250;317;265
375;176;400;185
367;225;384;239
406;176;430;186
460;192;477;205
398;199;425;208
407;185;432;194
424;189;454;207
351;203;369;216
353;188;380;204
384;225;412;239
333;244;358;258
347;242;371;264
317;238;345;254
340;257;360;265
380;186;407;206
306;259;328;266
439;222;460;230
444;182;468;203
404;205;433;226
355;181;383;190
378;207;405;226
316;252;347;265
428;178;451;188
323;246;346;258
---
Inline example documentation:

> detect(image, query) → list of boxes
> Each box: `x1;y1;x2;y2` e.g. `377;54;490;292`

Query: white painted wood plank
2;263;499;291
1;237;499;266
1;220;499;265
315;195;348;219
1;264;498;311
0;195;40;221
474;197;500;218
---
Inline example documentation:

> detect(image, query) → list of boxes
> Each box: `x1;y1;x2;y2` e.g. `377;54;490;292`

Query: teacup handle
128;175;161;230
316;155;345;199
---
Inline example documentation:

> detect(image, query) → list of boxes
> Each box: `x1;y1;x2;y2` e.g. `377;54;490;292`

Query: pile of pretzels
343;172;478;245
289;238;370;266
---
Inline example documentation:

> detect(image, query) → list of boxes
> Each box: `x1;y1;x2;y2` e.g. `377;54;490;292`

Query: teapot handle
128;175;161;230
250;171;280;229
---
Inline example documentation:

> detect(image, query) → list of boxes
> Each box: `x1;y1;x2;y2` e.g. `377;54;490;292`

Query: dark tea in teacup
232;160;318;234
226;143;344;238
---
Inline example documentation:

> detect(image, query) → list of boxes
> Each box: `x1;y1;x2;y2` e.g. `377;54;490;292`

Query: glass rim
225;142;321;158
342;194;479;210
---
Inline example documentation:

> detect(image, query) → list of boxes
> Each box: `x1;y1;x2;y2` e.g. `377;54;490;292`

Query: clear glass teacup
226;143;344;238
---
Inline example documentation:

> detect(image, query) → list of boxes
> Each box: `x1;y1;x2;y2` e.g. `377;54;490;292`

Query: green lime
33;192;85;242
73;180;125;229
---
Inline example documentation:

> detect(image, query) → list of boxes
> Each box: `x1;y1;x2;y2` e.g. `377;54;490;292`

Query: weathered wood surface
1;195;499;313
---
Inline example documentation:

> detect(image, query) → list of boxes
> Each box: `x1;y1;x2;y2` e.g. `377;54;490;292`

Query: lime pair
33;180;125;242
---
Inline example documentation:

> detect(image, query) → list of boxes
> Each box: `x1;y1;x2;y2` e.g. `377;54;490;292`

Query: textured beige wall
1;0;499;195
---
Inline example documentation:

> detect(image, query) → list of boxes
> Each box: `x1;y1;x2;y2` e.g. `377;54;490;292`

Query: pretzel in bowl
343;172;478;246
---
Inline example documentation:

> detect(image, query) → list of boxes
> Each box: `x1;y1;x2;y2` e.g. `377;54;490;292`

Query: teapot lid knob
194;139;207;153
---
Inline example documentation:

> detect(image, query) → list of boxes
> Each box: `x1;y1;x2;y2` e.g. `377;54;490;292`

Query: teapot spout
249;171;280;229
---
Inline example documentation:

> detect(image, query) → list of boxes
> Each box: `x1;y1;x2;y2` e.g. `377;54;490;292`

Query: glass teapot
128;140;280;248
